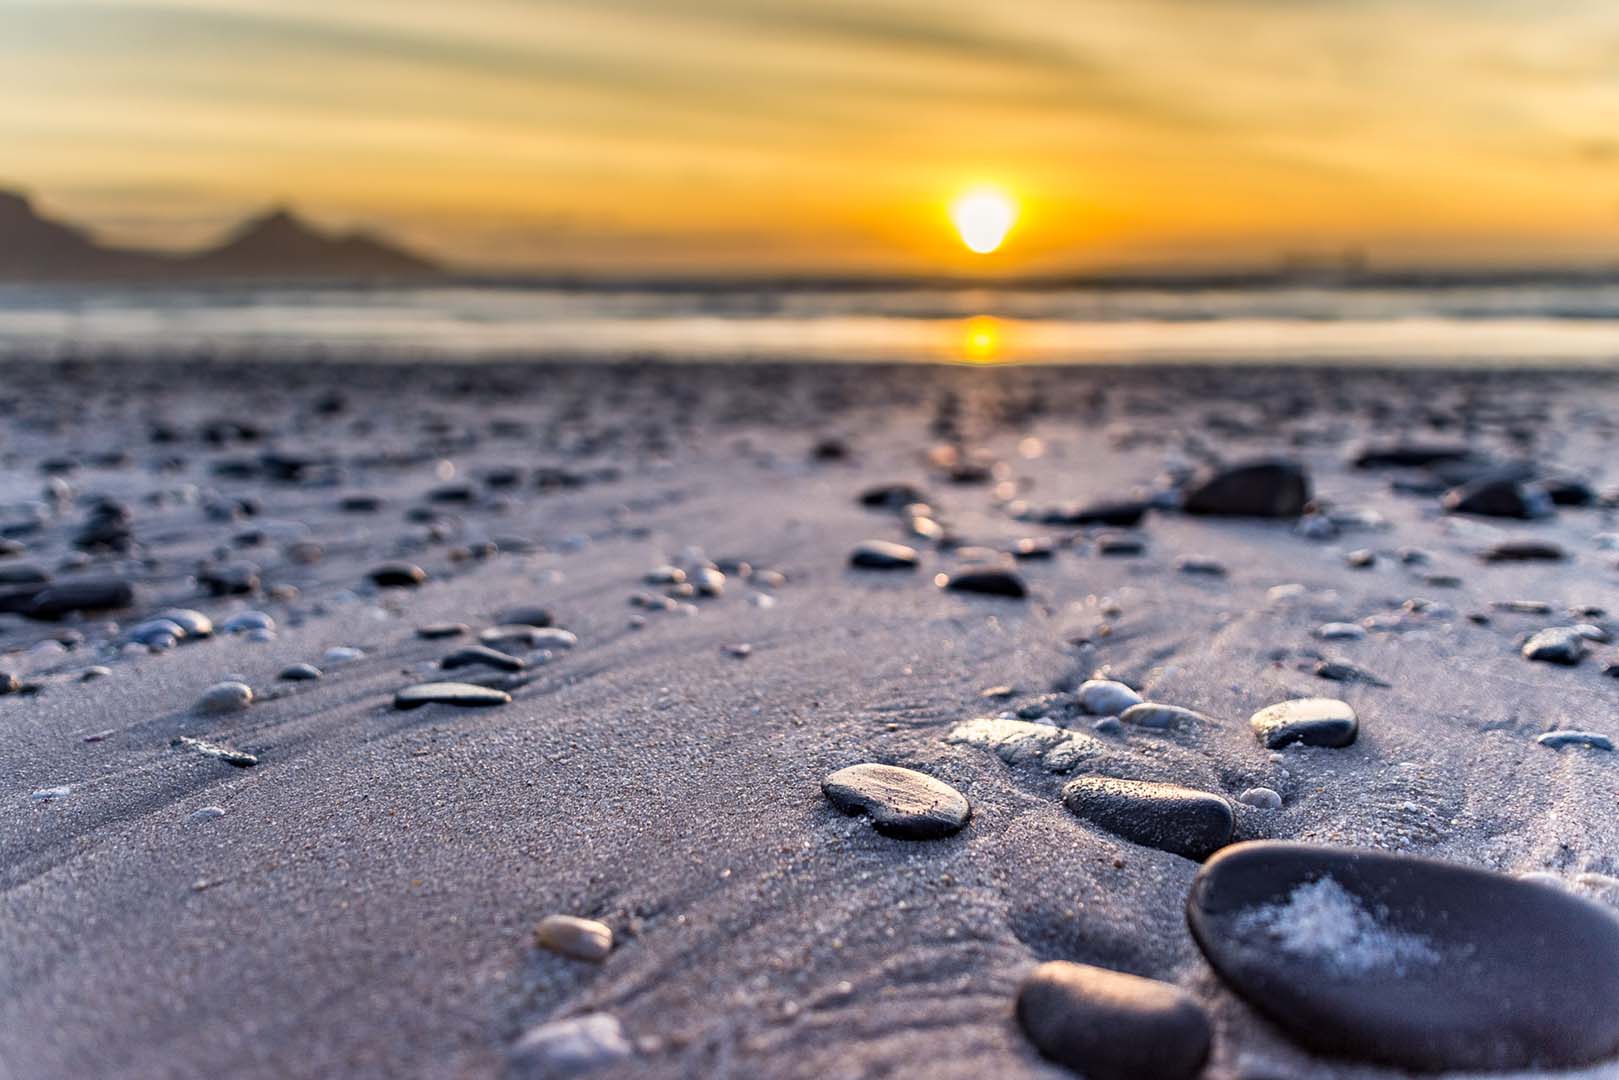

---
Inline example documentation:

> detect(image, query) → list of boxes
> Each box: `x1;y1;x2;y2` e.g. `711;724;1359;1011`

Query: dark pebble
940;566;1027;598
1480;539;1566;562
1443;476;1551;519
1187;840;1619;1071
1016;961;1211;1080
493;605;553;628
278;663;322;681
1062;776;1234;860
858;483;927;510
369;562;427;587
1250;698;1358;749
1351;443;1476;469
393;682;512;709
848;540;919;570
1181;460;1310;518
441;645;526;673
416;623;468;640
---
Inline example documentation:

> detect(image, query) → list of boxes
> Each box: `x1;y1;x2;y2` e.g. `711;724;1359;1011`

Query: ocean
4;279;1619;365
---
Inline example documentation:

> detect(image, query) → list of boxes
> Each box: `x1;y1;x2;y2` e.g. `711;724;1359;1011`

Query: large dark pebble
441;645;526;673
1250;698;1358;749
1016;961;1211;1080
369;562;427;587
940;566;1026;598
1480;539;1565;562
1443;477;1550;519
1181;460;1310;518
1350;443;1475;469
1187;840;1619;1071
0;579;135;620
1062;777;1234;860
849;540;919;570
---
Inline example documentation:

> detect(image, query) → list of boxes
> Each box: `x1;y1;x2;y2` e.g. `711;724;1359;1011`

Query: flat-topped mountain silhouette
0;189;440;282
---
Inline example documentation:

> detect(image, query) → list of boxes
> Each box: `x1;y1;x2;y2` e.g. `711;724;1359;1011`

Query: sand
4;358;1619;1079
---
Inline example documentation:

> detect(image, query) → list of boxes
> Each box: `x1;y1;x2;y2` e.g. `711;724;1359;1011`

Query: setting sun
951;188;1017;255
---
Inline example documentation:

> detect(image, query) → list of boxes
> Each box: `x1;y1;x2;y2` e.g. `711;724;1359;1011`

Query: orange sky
7;0;1619;273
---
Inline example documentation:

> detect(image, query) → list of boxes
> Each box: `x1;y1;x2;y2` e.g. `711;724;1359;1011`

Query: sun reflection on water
959;315;1006;363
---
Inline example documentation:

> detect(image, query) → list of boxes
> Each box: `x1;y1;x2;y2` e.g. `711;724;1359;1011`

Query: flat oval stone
940;566;1027;598
369;562;427;587
155;608;213;638
535;915;613;962
1537;730;1614;751
1062;776;1234;860
1186;840;1619;1071
393;682;512;710
278;663;322;681
822;763;970;839
416;622;468;640
848;540;919;570
1016;961;1211;1080
1119;703;1207;730
1250;698;1358;749
441;645;526;673
509;1013;631;1074
494;605;552;628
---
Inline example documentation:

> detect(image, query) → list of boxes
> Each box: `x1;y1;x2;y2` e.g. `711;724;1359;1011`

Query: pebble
1176;555;1227;576
1537;731;1614;751
156;608;213;637
194;681;253;715
129;618;187;647
323;646;364;665
821;763;970;839
494;605;553;628
222;611;275;634
442;645;526;673
1480;539;1566;563
858;483;928;509
32;785;71;801
1250;698;1358;749
535;915;614;961
416;623;468;640
1062;776;1234;860
1119;702;1207;730
1314;659;1389;687
509;1014;631;1075
1076;679;1143;716
369;562;427;587
1187;840;1619;1070
1238;787;1284;810
1016;961;1211;1080
1315;622;1366;641
938;566;1027;598
188;806;226;822
12;579;135;620
1181;460;1311;518
1346;548;1377;568
1522;626;1587;665
278;663;322;681
848;540;919;570
393;682;512;709
1443;477;1551;519
1096;532;1145;556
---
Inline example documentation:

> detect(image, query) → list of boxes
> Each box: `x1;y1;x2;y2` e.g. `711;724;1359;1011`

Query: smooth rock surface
1062;776;1234;860
848;540;919;570
1187;841;1619;1071
1016;961;1211;1080
393;682;512;710
535;915;614;962
1250;698;1359;749
1181;460;1310;518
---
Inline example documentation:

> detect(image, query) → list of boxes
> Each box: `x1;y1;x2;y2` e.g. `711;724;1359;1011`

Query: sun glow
950;188;1017;254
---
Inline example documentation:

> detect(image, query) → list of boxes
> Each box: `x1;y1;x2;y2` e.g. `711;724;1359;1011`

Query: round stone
1016;961;1211;1080
1238;787;1284;810
821;763;970;839
278;663;322;681
1062;776;1234;860
1076;679;1143;716
848;540;919;570
1187;840;1619;1071
535;915;613;962
393;682;512;710
194;681;252;715
1250;698;1358;749
222;610;275;634
155;608;213;638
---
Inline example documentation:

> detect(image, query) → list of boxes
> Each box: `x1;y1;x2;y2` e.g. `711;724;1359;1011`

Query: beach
5;356;1619;1079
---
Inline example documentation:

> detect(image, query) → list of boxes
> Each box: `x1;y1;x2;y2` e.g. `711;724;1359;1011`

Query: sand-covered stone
1187;841;1619;1071
821;763;969;839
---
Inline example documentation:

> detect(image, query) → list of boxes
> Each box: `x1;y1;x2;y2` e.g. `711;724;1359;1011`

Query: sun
951;187;1017;254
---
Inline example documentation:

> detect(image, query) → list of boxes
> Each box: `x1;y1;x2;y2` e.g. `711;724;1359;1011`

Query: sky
5;0;1619;274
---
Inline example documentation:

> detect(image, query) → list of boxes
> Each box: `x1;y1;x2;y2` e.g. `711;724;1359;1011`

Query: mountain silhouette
0;189;441;282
